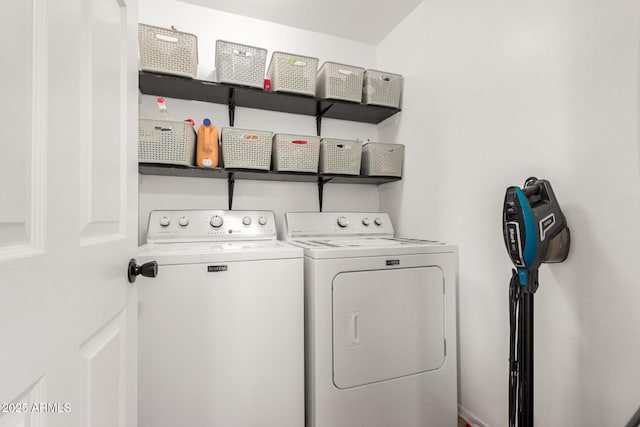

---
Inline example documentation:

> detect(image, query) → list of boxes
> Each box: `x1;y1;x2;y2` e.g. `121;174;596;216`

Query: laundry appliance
137;209;304;427
284;212;458;427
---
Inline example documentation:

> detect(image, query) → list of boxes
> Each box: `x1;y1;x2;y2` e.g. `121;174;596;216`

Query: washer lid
137;240;303;264
288;237;453;259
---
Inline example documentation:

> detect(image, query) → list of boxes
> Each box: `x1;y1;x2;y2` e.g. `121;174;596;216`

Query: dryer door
332;267;445;389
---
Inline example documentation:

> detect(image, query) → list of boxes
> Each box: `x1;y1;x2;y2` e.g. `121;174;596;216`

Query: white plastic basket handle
292;140;308;145
379;75;393;82
155;33;179;43
338;69;354;76
243;134;259;140
336;143;353;150
154;125;173;131
233;49;253;57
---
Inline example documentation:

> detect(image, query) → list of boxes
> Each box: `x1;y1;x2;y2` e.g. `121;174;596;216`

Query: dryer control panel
146;210;277;243
285;212;394;239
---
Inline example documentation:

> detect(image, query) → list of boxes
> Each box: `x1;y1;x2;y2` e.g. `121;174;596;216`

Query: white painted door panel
0;0;138;427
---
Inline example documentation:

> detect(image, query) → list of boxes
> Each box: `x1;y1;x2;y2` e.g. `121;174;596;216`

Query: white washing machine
284;212;458;427
137;210;304;427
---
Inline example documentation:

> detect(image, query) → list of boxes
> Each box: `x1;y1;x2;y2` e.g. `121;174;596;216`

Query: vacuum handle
521;184;541;197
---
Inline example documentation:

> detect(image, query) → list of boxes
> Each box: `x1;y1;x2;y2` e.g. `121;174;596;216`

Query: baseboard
458;405;491;427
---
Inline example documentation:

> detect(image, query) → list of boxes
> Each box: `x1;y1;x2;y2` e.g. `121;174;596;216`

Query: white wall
378;1;640;426
138;0;381;242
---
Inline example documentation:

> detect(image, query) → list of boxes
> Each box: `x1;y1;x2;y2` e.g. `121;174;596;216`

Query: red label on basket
292;140;308;145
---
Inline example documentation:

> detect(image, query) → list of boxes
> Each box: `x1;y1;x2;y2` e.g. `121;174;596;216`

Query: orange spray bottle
197;118;218;168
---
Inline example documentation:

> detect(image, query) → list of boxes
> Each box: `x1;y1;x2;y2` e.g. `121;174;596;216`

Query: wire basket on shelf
138;24;198;78
362;69;403;108
215;40;267;88
316;62;364;103
272;134;320;173
361;142;404;177
266;51;319;96
138;119;197;166
221;127;273;170
319;138;363;175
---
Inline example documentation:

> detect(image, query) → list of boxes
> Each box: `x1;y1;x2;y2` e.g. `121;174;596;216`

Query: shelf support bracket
228;172;235;210
315;104;334;136
318;176;324;212
228;89;236;127
317;176;335;212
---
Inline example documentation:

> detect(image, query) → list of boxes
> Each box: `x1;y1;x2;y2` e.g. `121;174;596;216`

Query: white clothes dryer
137;210;304;427
284;212;458;427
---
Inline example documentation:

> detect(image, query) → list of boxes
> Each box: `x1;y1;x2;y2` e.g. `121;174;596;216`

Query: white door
0;0;139;426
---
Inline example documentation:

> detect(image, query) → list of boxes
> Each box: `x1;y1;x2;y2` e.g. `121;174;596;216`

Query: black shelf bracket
315;104;334;136
228;172;235;210
318;176;324;212
317;176;336;212
228;89;236;127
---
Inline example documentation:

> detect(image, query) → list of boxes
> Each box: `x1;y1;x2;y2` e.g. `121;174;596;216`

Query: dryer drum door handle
127;259;158;283
348;313;361;347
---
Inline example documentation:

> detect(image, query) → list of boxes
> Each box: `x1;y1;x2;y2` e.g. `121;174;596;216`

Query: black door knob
128;259;158;284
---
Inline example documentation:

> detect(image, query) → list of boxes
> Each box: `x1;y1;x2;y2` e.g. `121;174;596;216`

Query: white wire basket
319;138;363;175
215;40;267;88
361;142;404;177
138;24;198;79
362;69;403;108
266;51;319;96
138;119;196;166
221;127;273;170
272;134;320;173
316;62;364;103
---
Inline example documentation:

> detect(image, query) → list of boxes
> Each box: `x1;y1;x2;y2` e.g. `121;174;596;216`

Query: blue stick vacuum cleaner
502;177;570;427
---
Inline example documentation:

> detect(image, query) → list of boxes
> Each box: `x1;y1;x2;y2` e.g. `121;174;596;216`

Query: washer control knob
337;216;349;228
258;216;267;226
210;215;224;228
374;217;384;226
242;216;252;226
159;216;170;227
178;217;189;227
362;218;371;226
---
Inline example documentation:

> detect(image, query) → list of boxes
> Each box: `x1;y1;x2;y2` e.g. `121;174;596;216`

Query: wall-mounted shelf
139;163;401;210
139;71;401;133
139;164;399;184
138;72;403;211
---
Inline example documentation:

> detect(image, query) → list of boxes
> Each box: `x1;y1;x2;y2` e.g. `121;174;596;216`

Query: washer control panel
285;212;394;238
147;210;277;243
